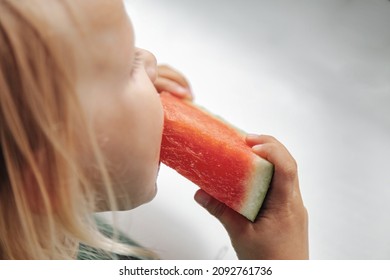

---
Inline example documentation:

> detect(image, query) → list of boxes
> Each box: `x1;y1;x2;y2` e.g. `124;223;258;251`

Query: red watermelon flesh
159;92;274;221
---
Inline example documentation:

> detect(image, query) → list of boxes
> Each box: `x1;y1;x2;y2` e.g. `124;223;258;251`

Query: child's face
75;0;163;210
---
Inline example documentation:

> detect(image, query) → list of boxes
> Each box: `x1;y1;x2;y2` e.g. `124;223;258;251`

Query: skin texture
72;0;192;210
195;135;309;259
154;65;193;100
69;0;308;259
75;0;162;210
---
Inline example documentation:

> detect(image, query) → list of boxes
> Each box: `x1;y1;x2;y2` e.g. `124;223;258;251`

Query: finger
245;134;279;147
251;143;298;203
194;189;248;238
155;77;192;100
252;142;296;178
158;65;191;89
246;134;297;184
247;134;298;182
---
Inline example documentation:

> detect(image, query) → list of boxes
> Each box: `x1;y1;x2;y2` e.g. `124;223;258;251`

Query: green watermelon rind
160;92;274;222
241;156;274;221
180;96;274;221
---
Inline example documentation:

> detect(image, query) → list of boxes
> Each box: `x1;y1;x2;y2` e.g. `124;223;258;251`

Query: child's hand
194;134;309;259
154;65;193;100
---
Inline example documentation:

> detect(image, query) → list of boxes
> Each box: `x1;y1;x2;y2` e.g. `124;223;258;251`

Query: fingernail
195;191;211;207
246;134;260;140
174;86;189;95
174;86;193;100
252;144;263;153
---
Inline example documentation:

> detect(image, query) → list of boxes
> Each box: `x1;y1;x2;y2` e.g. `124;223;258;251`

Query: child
0;0;308;259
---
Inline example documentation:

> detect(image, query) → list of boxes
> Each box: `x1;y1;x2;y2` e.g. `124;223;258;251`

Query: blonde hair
0;0;156;259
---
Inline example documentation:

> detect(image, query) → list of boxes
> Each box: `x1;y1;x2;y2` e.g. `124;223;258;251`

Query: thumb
194;189;247;237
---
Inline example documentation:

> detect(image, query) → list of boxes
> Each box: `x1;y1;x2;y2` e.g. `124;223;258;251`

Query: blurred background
101;0;390;259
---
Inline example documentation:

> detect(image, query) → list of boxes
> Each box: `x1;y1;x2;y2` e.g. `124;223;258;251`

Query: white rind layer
240;156;274;222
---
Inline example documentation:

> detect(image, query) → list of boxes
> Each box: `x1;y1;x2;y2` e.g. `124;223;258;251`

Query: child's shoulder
77;217;141;260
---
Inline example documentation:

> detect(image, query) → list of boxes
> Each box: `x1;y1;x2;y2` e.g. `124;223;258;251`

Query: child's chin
123;183;158;210
143;182;158;204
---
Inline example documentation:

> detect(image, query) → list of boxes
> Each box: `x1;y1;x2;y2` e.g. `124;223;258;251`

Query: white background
101;0;390;260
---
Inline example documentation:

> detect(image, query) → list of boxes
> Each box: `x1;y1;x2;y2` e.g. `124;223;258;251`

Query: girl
0;0;308;259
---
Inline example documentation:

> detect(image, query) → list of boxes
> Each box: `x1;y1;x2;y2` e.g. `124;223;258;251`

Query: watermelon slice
159;92;273;221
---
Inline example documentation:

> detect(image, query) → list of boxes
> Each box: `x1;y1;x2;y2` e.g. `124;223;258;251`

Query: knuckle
266;142;277;154
283;159;298;181
210;202;227;219
259;134;277;143
267;135;277;142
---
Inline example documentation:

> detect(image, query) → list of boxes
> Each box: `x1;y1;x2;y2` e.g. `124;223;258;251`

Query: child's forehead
72;0;128;32
58;0;135;88
62;0;134;60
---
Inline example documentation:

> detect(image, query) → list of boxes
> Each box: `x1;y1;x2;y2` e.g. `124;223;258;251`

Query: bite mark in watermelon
159;92;273;221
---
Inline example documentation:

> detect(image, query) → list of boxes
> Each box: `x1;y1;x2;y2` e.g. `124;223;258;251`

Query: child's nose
136;48;157;82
